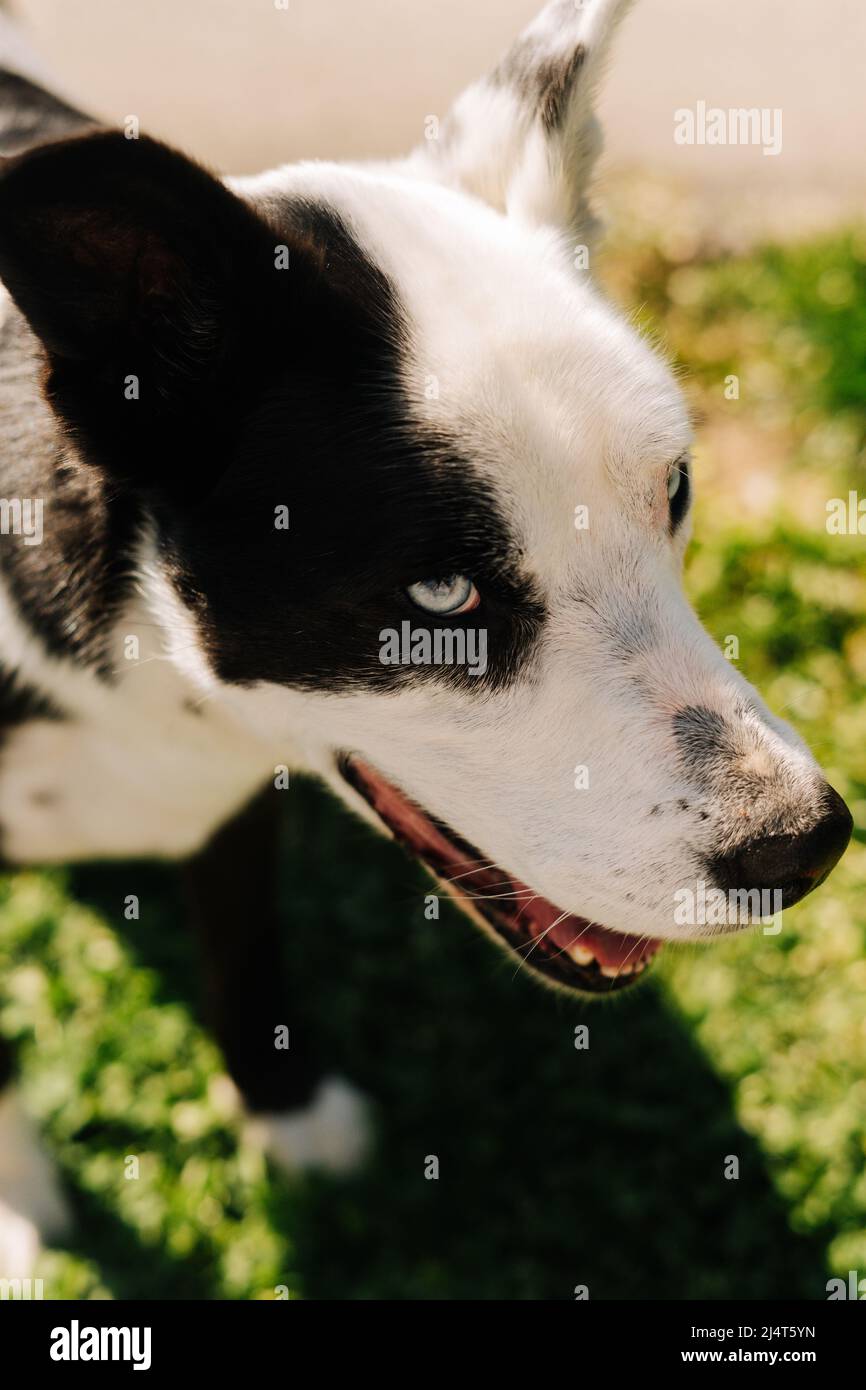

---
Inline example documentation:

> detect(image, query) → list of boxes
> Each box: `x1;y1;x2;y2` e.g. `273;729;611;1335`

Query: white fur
247;1078;371;1177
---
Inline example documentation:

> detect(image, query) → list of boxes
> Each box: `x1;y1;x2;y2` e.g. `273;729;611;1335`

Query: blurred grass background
1;203;865;1300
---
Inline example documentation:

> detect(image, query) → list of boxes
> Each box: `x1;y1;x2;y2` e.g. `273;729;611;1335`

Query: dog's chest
0;588;271;866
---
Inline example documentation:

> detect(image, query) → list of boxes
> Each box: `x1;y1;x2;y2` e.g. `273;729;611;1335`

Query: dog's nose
711;786;853;908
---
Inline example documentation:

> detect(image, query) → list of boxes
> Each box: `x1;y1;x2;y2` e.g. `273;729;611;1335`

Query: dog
0;0;852;1278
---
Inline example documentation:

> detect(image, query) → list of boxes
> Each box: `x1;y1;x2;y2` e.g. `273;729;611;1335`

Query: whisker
439;862;505;885
450;888;537;903
511;907;579;978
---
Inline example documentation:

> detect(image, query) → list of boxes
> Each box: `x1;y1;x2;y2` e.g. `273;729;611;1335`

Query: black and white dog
0;0;852;1275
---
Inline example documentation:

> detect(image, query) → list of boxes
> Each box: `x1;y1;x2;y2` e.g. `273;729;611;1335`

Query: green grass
2;226;865;1300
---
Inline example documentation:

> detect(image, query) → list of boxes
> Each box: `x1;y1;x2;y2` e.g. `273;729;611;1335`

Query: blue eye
667;459;690;530
406;576;480;615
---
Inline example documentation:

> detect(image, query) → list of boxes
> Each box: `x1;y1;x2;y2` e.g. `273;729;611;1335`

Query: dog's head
0;0;851;993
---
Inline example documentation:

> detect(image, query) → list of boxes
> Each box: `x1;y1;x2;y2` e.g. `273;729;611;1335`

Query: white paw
0;1089;69;1277
248;1076;372;1177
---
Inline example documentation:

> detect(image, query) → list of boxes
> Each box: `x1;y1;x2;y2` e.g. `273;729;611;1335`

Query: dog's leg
183;786;370;1176
0;1033;69;1279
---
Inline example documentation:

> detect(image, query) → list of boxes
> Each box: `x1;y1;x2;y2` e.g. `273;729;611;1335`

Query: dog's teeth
601;965;621;978
622;958;650;976
567;944;595;966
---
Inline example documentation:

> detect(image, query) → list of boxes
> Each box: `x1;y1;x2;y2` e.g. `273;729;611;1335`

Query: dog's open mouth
339;754;661;994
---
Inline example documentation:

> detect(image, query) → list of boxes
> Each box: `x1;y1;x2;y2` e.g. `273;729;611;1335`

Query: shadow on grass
66;777;830;1301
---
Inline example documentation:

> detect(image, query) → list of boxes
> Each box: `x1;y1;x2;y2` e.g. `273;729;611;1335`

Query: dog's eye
667;459;691;530
406;576;480;615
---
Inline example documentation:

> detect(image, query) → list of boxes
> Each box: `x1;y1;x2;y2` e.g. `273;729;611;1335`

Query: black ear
0;131;288;492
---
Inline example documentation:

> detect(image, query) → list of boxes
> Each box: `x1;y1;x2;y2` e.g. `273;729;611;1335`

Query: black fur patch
158;199;546;694
537;46;586;133
495;39;586;134
0;132;299;496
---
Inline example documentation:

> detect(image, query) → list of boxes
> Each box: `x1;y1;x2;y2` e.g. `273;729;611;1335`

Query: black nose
710;786;853;908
